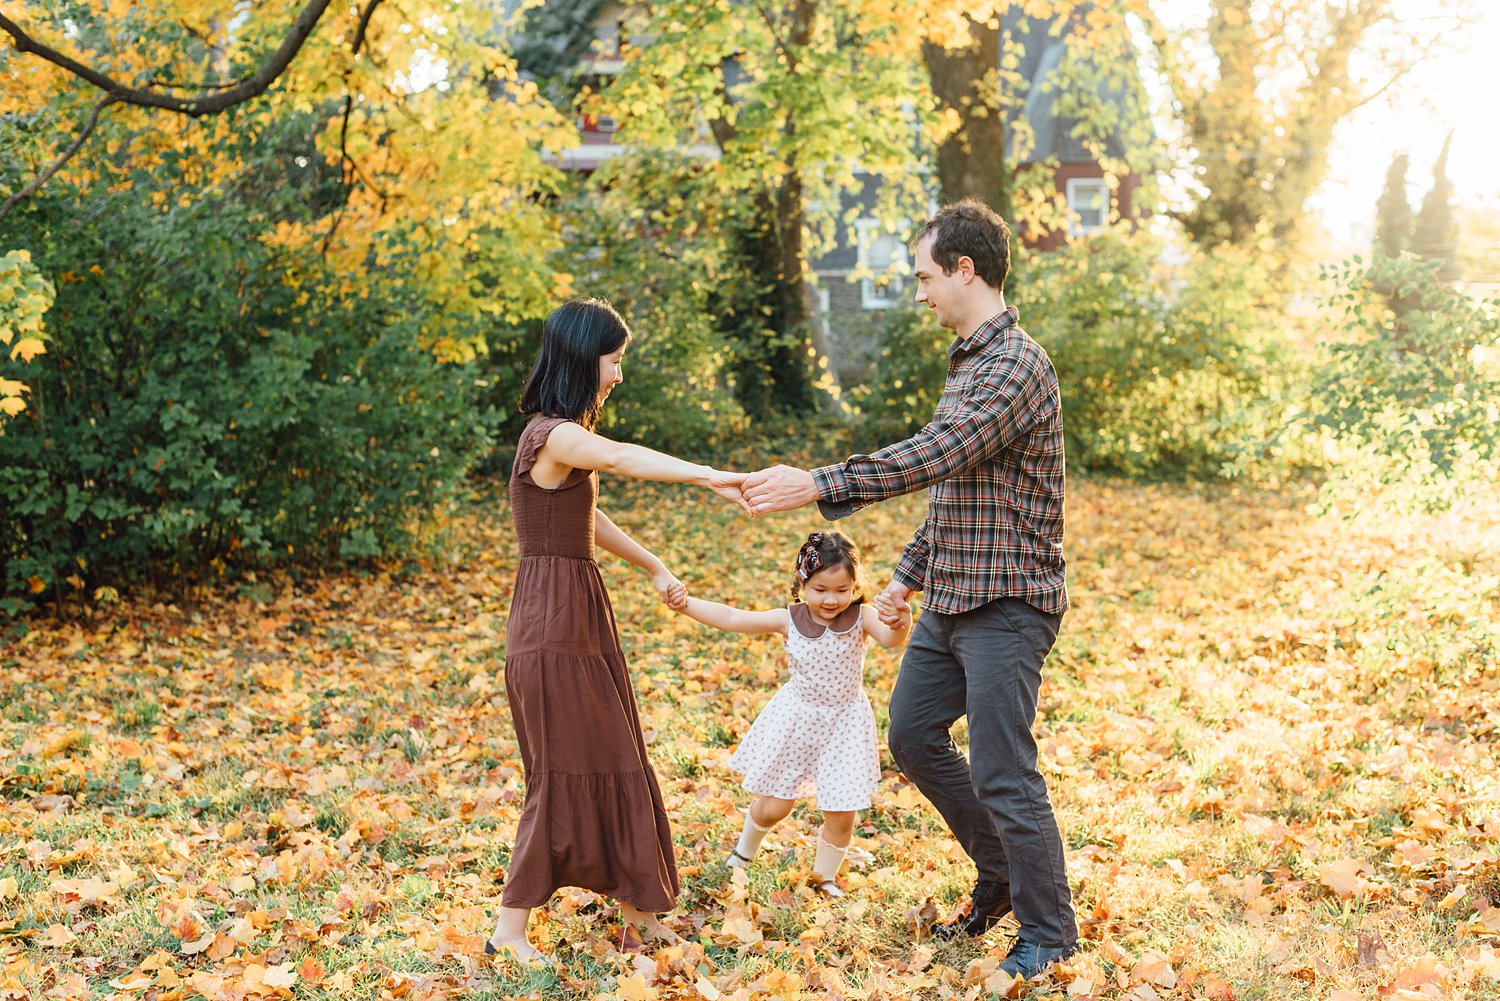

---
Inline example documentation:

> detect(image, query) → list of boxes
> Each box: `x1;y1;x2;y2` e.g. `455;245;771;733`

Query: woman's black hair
518;298;631;430
788;531;865;603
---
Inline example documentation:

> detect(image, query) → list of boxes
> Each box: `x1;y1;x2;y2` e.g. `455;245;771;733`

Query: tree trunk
722;190;820;420
923;17;1009;216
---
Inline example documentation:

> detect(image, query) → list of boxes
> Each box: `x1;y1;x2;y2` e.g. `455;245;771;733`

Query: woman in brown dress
486;298;748;962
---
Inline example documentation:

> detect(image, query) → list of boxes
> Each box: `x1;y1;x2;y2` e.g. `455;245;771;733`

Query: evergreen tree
1412;132;1460;282
1374;152;1411;259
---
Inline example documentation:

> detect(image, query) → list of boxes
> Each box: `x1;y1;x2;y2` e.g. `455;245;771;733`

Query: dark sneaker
933;880;1011;938
997;937;1075;979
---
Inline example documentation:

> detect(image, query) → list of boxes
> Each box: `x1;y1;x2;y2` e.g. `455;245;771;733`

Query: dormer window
1065;178;1108;235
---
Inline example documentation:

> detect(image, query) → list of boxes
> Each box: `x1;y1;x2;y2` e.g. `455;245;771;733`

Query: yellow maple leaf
718;911;763;946
1320;858;1364;898
1130;951;1177;989
10;337;45;362
614;973;658;1001
262;963;298;989
41;924;77;948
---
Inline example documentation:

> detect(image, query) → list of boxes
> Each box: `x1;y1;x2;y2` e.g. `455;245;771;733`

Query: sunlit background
1311;3;1500;263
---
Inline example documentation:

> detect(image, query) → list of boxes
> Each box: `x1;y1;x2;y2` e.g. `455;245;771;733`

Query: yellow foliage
9;337;45;362
2;2;576;346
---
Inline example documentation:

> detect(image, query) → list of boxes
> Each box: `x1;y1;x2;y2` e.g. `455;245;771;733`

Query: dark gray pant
887;597;1076;948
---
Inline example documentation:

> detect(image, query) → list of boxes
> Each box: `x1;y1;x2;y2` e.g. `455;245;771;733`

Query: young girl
669;531;911;896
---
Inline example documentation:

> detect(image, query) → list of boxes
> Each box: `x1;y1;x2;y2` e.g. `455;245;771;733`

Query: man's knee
971;768;1051;823
887;720;950;774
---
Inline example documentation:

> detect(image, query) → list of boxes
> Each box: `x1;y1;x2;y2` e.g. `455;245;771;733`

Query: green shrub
1304;255;1500;513
479;168;746;462
0;137;490;606
1020;231;1298;479
851;231;1300;480
0;249;54;421
847;303;948;447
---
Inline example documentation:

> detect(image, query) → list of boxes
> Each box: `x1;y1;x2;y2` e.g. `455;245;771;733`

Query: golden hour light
1;1;1497;997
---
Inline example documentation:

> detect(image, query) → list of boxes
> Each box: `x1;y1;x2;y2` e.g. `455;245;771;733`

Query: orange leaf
172;915;203;943
1319;859;1363;898
297;956;326;986
614;974;658;1001
40;923;77;948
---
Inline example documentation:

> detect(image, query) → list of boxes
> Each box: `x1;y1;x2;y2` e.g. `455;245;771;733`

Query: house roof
1004;13;1134;165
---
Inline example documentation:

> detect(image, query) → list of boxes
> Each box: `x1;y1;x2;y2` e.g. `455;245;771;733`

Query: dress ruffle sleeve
512;415;573;479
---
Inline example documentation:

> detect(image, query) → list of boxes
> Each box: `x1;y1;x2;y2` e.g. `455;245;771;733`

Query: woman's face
597;341;627;406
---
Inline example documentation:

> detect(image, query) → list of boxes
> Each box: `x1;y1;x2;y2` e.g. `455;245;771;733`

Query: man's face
913;236;970;331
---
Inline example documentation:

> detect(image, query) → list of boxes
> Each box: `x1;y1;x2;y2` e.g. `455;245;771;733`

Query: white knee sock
729;809;774;867
813;836;849;896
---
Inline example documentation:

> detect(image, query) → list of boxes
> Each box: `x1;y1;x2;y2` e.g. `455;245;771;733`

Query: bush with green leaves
1022;232;1301;479
0;249;54;419
1305;255;1500;513
846;303;949;448
0;134;491;608
853;231;1301;480
480;161;747;462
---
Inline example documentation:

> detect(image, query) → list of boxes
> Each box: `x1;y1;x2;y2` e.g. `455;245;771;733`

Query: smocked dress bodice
509;415;596;560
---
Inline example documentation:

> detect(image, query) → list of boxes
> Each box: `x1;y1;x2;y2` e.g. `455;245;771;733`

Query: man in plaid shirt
743;201;1075;980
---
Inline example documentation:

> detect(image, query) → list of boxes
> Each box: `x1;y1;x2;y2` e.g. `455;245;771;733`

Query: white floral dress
728;603;881;811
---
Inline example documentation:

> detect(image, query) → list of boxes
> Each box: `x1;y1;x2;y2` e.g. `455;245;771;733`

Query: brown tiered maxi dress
500;415;680;912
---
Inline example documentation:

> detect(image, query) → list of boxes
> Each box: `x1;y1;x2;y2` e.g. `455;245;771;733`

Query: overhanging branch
0;0;335;117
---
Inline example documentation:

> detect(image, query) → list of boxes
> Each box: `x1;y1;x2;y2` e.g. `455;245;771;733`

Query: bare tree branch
323;0;389;256
0;96;119;224
351;0;383;54
0;0;334;117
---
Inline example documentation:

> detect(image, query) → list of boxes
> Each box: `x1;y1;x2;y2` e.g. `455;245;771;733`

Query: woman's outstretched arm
539;421;750;512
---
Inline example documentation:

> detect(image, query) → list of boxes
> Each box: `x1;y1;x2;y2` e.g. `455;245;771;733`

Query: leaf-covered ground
3;478;1498;1000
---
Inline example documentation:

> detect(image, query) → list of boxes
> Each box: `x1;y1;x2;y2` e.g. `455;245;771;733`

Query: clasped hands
709;464;818;517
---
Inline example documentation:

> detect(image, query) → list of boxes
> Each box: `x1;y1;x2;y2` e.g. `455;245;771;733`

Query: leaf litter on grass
2;478;1499;1000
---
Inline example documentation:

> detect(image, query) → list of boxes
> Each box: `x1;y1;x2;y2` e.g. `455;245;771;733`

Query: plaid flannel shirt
812;307;1068;616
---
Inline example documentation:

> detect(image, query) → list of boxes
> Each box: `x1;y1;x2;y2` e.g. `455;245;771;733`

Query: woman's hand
653;567;688;610
707;469;753;515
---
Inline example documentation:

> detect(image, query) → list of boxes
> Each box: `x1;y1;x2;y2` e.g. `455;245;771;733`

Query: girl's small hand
874;584;912;628
654;568;688;609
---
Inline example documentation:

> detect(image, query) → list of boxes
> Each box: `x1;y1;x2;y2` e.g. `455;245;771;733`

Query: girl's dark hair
518;298;631;430
788;531;864;602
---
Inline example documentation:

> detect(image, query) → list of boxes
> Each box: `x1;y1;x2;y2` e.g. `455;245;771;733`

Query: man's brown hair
915;199;1012;292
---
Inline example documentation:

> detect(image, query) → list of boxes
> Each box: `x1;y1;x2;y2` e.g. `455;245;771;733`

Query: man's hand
742;464;818;515
874;580;913;628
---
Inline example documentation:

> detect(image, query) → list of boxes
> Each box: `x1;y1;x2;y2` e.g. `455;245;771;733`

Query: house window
856;219;908;309
1066;178;1109;235
578;112;618;134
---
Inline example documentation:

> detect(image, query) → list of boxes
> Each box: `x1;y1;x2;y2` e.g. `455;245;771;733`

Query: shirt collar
948;306;1020;359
